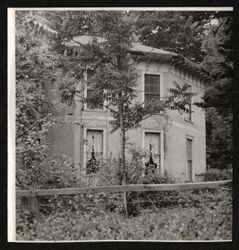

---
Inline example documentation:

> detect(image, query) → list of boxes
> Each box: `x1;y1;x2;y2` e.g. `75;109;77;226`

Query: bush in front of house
16;145;233;231
16;154;83;190
124;146;178;215
16;149;232;240
199;168;232;181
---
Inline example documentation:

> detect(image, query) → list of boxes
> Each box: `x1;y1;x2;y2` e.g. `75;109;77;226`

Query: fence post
21;194;40;217
122;173;128;218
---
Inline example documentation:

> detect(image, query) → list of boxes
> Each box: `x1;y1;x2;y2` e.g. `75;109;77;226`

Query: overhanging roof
65;35;210;83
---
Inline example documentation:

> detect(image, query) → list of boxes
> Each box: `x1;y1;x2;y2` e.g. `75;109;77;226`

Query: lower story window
186;138;193;182
144;132;161;174
86;129;103;174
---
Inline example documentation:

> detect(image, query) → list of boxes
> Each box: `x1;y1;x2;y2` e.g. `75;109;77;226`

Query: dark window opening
86;88;104;110
186;138;193;182
144;74;160;108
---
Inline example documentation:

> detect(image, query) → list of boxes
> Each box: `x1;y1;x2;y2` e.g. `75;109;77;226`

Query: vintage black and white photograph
9;7;233;241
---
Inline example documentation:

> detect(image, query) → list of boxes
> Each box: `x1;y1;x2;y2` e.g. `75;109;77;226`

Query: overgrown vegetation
16;150;232;240
199;168;232;181
16;187;232;240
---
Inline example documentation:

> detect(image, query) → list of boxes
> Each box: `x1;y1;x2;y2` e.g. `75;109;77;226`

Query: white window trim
142;71;164;108
185;135;195;182
83;127;107;174
142;129;164;175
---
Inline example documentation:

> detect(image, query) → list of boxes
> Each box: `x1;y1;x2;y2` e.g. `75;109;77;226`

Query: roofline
128;49;211;84
65;35;211;84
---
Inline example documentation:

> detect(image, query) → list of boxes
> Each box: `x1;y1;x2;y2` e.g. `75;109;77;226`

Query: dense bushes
16;146;232;240
16;154;82;190
17;147;233;217
200;168;232;181
16;188;232;241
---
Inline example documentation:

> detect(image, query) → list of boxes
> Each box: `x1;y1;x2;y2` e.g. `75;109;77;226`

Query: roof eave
129;51;211;84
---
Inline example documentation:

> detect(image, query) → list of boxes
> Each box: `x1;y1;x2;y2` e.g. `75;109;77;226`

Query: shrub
200;168;232;181
16;189;232;241
93;158;121;186
17;154;82;190
126;145;145;184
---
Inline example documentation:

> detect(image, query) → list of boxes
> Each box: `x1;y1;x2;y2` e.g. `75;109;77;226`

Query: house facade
46;35;209;182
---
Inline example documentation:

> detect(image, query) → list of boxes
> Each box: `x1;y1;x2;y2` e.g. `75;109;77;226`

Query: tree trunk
119;101;128;217
117;55;128;217
74;78;84;175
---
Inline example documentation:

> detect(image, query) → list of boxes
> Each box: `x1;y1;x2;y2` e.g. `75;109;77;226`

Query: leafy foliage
16;11;55;189
205;108;232;169
17;154;81;190
135;11;215;63
15;11;75;189
16;188;232;240
199;168;232;181
201;16;233;170
16;145;232;240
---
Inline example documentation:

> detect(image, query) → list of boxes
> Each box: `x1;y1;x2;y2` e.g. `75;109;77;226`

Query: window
185;85;192;122
144;74;160;107
86;88;104;110
186;138;193;182
144;132;161;173
86;129;103;173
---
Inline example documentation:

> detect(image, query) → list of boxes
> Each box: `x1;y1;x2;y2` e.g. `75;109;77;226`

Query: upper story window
85;82;104;110
86;88;104;110
83;69;104;110
144;74;160;107
185;85;192;122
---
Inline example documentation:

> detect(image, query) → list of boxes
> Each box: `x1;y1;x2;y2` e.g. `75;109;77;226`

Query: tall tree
135;11;214;63
201;14;233;169
15;11;79;189
16;11;57;188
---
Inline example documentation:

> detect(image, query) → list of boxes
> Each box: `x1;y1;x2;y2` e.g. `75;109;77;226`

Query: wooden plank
16;180;231;198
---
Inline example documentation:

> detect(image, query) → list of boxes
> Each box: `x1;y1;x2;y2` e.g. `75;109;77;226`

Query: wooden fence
16;180;231;197
16;180;231;215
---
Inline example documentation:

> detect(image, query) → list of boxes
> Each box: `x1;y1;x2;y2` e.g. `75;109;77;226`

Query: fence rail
16;180;231;198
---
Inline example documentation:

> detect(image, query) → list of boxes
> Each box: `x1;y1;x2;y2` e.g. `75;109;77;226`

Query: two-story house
46;35;210;182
